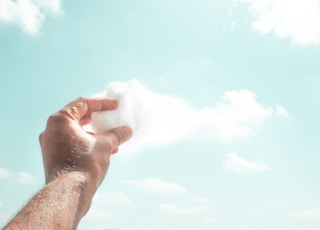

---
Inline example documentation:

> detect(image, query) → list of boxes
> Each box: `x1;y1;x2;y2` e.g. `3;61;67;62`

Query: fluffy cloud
91;80;286;153
235;0;320;45
223;152;270;173
0;0;62;34
123;178;186;195
292;208;320;220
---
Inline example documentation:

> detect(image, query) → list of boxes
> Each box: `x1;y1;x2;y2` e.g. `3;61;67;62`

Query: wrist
52;171;98;217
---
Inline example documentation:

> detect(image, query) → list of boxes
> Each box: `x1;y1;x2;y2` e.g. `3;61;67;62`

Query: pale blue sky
0;0;320;229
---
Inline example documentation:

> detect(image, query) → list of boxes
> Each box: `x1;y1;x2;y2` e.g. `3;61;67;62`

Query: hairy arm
4;172;93;230
3;98;132;229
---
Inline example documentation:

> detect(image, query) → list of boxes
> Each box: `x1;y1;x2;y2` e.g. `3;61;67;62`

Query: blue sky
0;0;320;229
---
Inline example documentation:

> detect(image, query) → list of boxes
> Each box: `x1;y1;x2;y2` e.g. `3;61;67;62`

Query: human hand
39;97;132;186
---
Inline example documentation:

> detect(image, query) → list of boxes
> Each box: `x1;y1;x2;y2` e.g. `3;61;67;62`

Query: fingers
104;126;133;150
60;97;119;122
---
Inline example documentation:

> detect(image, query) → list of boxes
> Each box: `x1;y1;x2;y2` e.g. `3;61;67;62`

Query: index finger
60;97;119;122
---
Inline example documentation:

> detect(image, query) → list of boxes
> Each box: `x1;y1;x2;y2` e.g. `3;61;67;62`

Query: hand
39;97;132;186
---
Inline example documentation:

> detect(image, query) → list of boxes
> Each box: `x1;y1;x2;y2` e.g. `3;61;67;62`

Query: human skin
3;97;132;230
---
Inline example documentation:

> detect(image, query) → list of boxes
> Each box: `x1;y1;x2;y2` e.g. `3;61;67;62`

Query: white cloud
15;171;37;185
0;214;10;226
223;152;270;173
235;0;320;45
94;192;133;206
91;80;286;153
124;178;186;195
203;215;218;225
275;105;288;117
0;0;62;34
191;196;209;204
0;167;36;184
160;203;208;215
0;167;12;179
292;208;320;220
86;208;111;219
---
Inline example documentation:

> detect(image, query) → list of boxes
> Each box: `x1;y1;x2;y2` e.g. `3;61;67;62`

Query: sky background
0;0;320;229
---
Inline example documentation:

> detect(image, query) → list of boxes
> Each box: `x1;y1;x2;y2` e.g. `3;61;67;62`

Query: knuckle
110;130;121;147
46;113;69;126
76;97;86;103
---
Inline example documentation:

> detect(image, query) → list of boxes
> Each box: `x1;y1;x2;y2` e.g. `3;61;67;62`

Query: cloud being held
0;0;62;34
223;152;270;173
91;80;287;153
235;0;320;45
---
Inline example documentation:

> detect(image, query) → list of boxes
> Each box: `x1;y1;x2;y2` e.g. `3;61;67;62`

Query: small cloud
222;21;237;32
292;208;320;220
124;178;186;195
160;203;208;215
223;152;270;173
0;167;12;179
94;192;133;206
234;0;320;45
241;225;256;230
15;171;37;185
203;215;218;225
191;196;209;204
0;213;10;226
0;0;63;35
275;105;289;117
86;208;111;219
160;204;190;215
275;204;287;210
0;167;36;185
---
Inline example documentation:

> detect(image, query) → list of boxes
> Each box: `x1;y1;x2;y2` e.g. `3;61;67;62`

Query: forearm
3;172;97;230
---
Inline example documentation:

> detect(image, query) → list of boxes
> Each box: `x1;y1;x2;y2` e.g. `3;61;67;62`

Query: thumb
104;126;133;150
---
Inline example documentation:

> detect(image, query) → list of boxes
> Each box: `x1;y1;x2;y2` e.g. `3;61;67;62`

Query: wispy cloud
292;208;320;220
0;0;62;35
123;178;186;195
191;196;209;205
0;167;12;179
15;171;37;185
223;152;270;173
234;0;320;45
160;202;218;226
275;105;289;117
0;167;36;185
160;203;208;215
0;213;10;226
94;192;133;206
91;80;287;153
86;208;111;219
